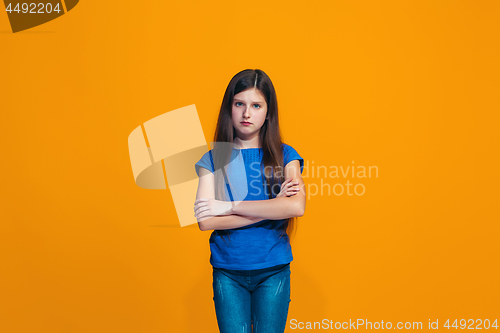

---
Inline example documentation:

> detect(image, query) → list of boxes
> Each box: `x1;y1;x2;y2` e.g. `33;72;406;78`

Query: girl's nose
243;106;251;118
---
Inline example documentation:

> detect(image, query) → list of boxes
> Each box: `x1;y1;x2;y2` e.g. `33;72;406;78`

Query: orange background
1;1;499;332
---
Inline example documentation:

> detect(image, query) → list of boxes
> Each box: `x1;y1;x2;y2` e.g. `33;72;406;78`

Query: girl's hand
194;198;233;220
276;178;300;198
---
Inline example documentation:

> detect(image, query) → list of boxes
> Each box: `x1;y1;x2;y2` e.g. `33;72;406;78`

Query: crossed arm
194;159;306;231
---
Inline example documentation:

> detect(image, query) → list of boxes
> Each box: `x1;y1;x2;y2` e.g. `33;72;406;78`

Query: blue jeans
212;263;291;333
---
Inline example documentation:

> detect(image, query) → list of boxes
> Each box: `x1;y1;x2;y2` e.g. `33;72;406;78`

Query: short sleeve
283;144;304;174
195;150;214;177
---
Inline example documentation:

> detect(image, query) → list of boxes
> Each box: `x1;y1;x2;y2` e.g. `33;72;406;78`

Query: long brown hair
211;69;297;245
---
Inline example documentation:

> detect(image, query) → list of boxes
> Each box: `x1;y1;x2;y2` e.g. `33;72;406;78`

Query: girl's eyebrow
233;99;265;103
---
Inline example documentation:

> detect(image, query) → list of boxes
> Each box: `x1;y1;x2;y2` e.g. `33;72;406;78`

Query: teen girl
194;69;306;333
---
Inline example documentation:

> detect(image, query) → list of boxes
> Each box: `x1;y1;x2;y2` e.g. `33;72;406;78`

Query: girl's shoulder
281;142;300;155
281;143;304;171
195;149;214;175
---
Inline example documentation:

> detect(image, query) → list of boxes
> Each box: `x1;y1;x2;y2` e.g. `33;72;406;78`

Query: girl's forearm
198;214;263;231
230;197;305;220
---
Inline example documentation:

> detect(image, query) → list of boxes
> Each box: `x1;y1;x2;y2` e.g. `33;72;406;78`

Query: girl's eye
235;102;261;108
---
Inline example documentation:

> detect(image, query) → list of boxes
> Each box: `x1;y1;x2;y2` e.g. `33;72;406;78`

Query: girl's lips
241;122;252;126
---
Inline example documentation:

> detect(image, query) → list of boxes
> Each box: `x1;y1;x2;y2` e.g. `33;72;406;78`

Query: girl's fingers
194;205;209;215
194;201;208;210
197;206;209;215
278;179;300;197
281;178;291;189
284;183;300;190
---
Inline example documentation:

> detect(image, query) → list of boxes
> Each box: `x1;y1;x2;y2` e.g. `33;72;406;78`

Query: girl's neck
234;136;261;149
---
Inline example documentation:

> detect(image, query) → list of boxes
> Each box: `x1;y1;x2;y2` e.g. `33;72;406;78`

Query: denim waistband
213;262;290;275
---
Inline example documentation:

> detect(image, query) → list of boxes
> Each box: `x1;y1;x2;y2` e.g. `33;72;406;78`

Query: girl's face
231;88;268;141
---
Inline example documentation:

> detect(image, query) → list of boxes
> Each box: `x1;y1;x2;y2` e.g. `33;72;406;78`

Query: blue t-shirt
195;143;304;270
